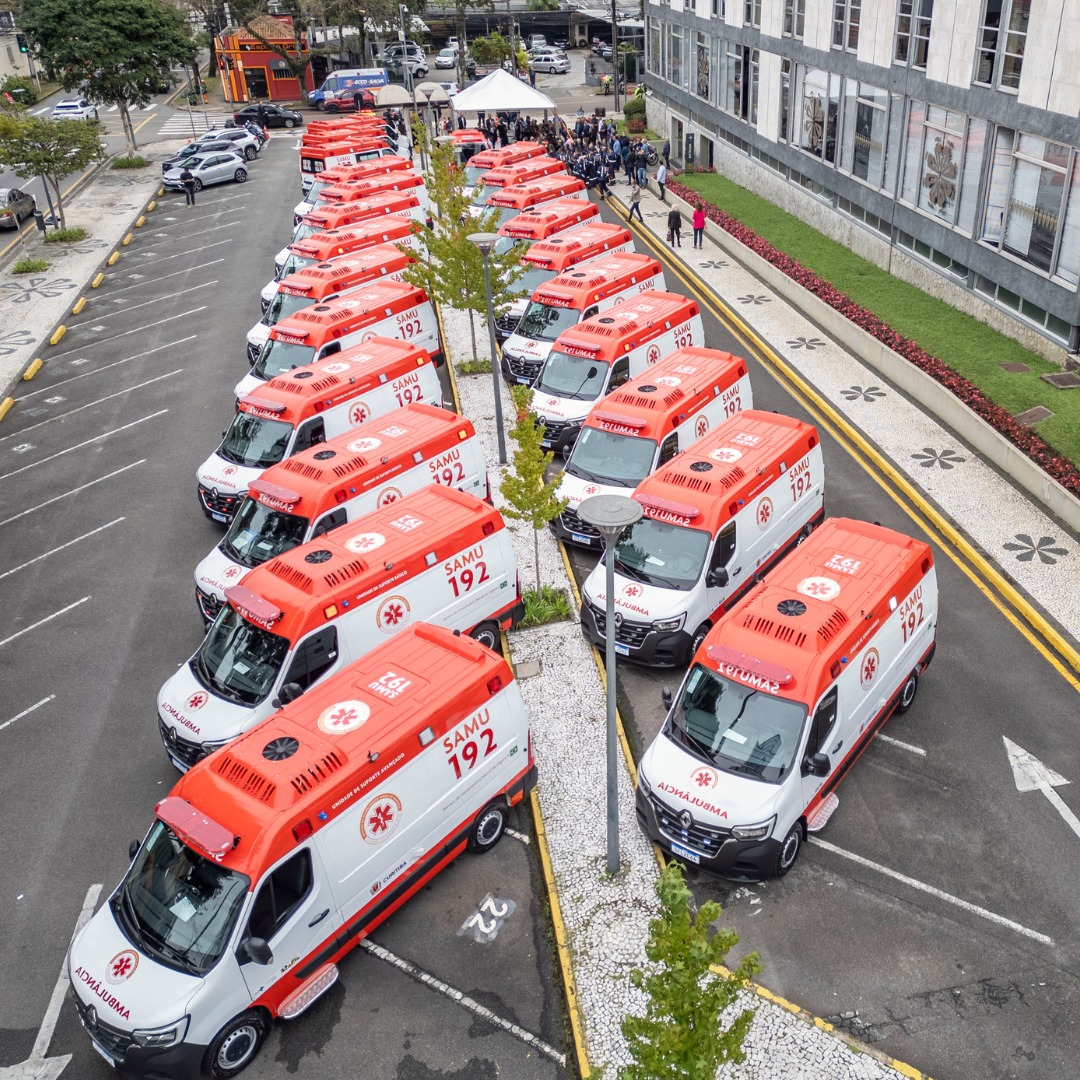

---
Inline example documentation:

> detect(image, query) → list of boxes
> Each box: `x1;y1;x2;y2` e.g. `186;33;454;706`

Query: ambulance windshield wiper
613;557;650;584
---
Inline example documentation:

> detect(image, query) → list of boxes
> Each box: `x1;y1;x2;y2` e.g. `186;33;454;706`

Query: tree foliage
621;861;761;1080
469;31;511;66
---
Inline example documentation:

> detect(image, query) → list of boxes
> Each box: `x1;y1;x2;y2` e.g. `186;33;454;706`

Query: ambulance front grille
505;354;541;381
537;418;570;446
158;717;205;771
196;586;223;623
74;991;134;1058
495;314;519;335
559;508;599;538
198;484;243;517
587;601;650;648
247;338;262;363
649;793;731;857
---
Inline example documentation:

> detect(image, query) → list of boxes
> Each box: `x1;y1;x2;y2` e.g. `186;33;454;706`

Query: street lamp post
399;4;413;95
611;0;620;115
466;231;508;466
576;493;644;875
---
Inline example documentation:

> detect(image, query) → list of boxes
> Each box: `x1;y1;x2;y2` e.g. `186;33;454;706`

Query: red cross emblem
623;584;642;598
369;803;394;833
186;692;207;711
861;648;880;689
106;950;139;984
695;416;707;438
647;345;660;364
377;488;401;506
756;498;773;528
222;466;237;477
584;485;600;495
691;766;718;789
350;404;370;424
383;603;404;625
328;707;357;727
360;793;403;843
223;566;241;579
377;595;410;633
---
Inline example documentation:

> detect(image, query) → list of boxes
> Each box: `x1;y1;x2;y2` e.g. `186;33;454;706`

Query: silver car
52;98;99;121
0;187;35;228
162;152;248;193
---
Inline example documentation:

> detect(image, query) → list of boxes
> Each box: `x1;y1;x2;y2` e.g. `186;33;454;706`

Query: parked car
591;38;610;54
161;140;248;173
322;88;377;112
52;98;98;121
232;102;304;128
530;53;570;73
435;81;460;96
553;37;570;50
199;126;265;152
0;188;35;228
162;153;248;193
435;47;458;69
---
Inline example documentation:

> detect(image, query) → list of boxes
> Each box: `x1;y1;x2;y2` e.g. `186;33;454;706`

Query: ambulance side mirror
128;840;140;862
707;567;728;588
802;752;830;777
273;681;304;708
661;687;673;710
237;937;273;966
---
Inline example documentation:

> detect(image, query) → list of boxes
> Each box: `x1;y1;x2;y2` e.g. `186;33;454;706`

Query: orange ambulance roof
267;279;430;344
311;157;415;186
486;173;584;207
551;291;698;357
301;191;421;229
316;172;424;204
468;141;545;170
530;251;661;307
275;245;416;300
519;221;633;268
496;199;599;241
288;218;419;260
475;156;565;188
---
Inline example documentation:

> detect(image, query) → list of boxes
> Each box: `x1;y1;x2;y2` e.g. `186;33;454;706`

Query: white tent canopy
450;69;557;117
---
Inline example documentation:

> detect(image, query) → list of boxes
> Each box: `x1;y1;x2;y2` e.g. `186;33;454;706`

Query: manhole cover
999;362;1031;373
584;905;647;967
1042;372;1080;389
1014;406;1053;425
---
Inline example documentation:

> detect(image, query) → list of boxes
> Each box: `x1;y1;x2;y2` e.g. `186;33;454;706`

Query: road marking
876;733;926;756
0;518;125;580
47;310;207;360
0;696;55;734
0;461;144;527
132;237;234;265
505;827;531;844
1;372;181;438
360;939;566;1065
809;837;1054;946
69;282;217;322
459;895;516;943
0;597;90;649
107;263;225;295
1004;736;1080;840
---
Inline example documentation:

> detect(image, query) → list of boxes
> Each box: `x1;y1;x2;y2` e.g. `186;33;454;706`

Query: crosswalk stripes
155;112;233;138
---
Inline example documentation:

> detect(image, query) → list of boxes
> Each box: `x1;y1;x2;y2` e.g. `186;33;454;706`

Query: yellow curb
22;358;42;380
122;233;133;246
149;197;159;207
71;296;86;315
0;397;13;421
107;251;120;266
91;273;104;288
135;215;146;227
49;326;66;345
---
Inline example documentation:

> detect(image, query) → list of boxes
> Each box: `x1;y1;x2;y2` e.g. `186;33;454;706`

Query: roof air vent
293;371;314;379
305;549;333;564
313;449;337;460
638;384;657;393
263;736;300;761
777;599;807;617
598;316;615;324
689;461;713;473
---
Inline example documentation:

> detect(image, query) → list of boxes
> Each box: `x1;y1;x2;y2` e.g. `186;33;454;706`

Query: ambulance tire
470;621;501;652
689;622;710;660
895;670;919;714
796;522;814;544
774;822;802;877
468;801;507;853
204;1010;269;1077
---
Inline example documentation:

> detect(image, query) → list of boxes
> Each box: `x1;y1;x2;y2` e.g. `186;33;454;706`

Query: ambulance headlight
651;614;685;632
199;739;230;756
636;767;652;795
133;1016;189;1048
731;817;775;842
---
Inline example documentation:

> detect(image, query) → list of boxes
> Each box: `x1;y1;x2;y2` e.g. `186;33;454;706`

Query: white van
71;622;537;1077
158;484;524;770
580;410;825;668
196;338;441;524
194;403;488;622
636;517;937;880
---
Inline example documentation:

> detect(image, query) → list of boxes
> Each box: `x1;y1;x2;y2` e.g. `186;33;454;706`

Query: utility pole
611;0;619;114
506;0;515;72
399;3;412;94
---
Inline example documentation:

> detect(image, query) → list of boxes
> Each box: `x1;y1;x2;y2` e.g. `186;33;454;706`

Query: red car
322;88;376;113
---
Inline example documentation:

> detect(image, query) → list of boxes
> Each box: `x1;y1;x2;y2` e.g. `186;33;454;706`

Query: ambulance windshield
668;665;807;783
512;263;556;295
516;300;578;342
194;606;291;706
219;411;293;468
114;821;249;976
265;289;320;327
223;497;310;568
277;253;316;281
493;234;527;256
613;518;710;591
567;427;657;486
252;337;317;380
291;221;318;247
534;352;605;400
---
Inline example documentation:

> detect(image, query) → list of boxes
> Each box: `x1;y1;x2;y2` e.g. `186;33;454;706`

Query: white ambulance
580;410;825;668
197;338;440;524
158;484;524;770
530;292;704;455
71;623;537;1078
194;404;488;622
635;516;937;880
555;348;752;547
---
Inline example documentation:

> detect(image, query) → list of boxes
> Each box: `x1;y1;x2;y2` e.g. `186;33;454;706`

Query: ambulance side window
711;521;736;570
247;851;313;942
608;357;630;389
807;687;839;756
320;341;342;359
283;627;339;691
293;417;326;453
657;432;679;466
583;305;599;320
312;507;348;537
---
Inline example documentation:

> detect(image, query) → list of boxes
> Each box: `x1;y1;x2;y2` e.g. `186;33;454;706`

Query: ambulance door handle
308;908;330;927
831;740;843;753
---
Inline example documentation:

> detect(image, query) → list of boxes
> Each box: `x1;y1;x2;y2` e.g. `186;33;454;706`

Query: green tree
500;386;568;593
621;861;761;1080
469;30;512;67
20;0;197;155
0;115;106;228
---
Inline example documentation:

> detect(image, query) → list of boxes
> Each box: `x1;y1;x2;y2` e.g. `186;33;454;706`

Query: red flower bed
669;178;1080;498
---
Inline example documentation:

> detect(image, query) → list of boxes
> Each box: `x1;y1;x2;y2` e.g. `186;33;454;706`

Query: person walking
692;205;705;249
180;166;197;206
635;143;647;186
667;206;682;247
628;178;644;223
655;161;667;201
662;138;671;169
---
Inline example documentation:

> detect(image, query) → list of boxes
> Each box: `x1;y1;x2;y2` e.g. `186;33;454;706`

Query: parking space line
0;461;145;527
2;372;181;439
0;413;164;480
505;827;531;845
48;311;205;360
809;837;1054;945
0;518;125;580
0;696;55;734
0;597;90;649
19;338;196;399
360;939;566;1066
132;238;233;265
877;733;927;756
143;213;242;234
80;283;217;322
105;264;225;296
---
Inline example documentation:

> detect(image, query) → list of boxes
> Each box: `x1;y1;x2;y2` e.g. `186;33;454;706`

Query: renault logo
86;1006;97;1028
678;809;692;830
614;611;624;627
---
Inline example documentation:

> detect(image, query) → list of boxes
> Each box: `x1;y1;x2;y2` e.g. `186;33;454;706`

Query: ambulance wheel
204;1010;268;1077
689;622;710;660
796;523;814;544
895;670;919;715
468;802;507;853
470;621;500;652
774;822;802;877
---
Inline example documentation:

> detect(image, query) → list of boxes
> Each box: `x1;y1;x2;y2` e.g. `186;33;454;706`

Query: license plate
90;1038;117;1068
210;512;227;523
669;841;701;865
570;532;593;546
614;643;629;656
540;438;552;448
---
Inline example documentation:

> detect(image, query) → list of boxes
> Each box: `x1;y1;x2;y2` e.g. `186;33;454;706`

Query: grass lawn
680;172;1080;468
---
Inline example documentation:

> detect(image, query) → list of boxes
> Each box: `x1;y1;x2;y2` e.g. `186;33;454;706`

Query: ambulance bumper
634;786;782;882
580;601;693;668
551;507;601;548
197;483;243;524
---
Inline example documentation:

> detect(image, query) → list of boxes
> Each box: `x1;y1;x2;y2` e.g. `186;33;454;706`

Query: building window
722;41;741;115
894;0;932;68
784;0;806;37
841;82;887;187
695;32;711;101
797;67;841;164
1004;136;1069;274
647;18;661;77
670;25;684;89
745;0;761;28
901;105;967;223
780;59;792;141
712;0;723;17
832;0;861;51
974;0;1030;90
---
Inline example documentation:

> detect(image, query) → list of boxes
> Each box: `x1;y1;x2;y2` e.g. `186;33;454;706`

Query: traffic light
15;32;27;53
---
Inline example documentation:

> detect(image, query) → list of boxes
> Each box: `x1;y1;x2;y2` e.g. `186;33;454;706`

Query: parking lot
0;137;569;1078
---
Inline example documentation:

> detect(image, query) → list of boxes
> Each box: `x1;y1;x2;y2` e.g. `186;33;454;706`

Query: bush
457;358;493;375
626;117;646;134
518;586;571;627
112;155;150;169
12;258;49;273
0;76;38;106
623;95;646;118
43;227;88;243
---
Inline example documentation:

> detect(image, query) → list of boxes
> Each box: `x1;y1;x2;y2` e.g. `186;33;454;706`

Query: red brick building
216;14;314;104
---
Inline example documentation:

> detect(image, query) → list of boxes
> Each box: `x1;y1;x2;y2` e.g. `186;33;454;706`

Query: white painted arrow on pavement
1004;736;1080;839
0;884;101;1080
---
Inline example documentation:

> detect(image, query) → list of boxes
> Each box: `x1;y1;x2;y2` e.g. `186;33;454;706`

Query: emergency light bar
593;411;647;431
706;644;794;687
156;796;236;861
225;585;285;627
249;479;302;508
635;494;700;521
239;394;287;414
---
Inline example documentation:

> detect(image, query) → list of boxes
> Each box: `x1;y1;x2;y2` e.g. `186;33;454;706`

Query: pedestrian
180;166;196;206
256;100;267;128
662;138;670;169
667;206;682;247
529;67;536;88
692;205;705;248
635;144;647;186
656;161;667;201
628;178;644;223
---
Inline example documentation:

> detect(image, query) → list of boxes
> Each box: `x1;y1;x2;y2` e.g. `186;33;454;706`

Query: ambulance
238;280;441;398
194;403;488;622
580;410;826;668
635;517;937;880
464;140;546;186
531;292;705;454
158;485;525;769
72;623;537;1078
466;156;566;209
274;191;427;275
495;222;637;342
264;219;422;311
293;171;428;226
300;136;398;193
501;252;665;384
555;348;753;547
197;338;440;524
479;174;588;229
249;245;417;363
491;198;601;258
446;127;493;164
293;156;416;221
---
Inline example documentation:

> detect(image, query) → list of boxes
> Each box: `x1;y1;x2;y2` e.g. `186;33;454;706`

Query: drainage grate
1013;406;1053;425
1041;372;1080;389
